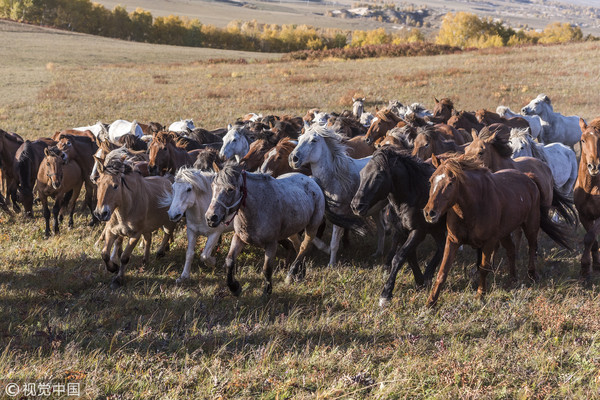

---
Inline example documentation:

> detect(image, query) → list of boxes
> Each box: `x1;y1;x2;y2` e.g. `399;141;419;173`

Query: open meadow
3;20;600;399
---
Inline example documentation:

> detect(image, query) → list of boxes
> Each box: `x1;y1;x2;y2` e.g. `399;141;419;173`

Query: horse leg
200;231;221;269
84;179;98;226
580;218;600;278
500;235;517;281
112;234;142;289
426;239;459;308
41;195;51;237
476;243;496;299
424;230;446;282
102;232;119;273
380;229;426;307
371;209;386;258
52;196;62;234
225;234;246;296
156;226;173;258
178;227;199;284
384;228;404;272
262;242;277;296
67;184;82;228
109;236;123;271
328;224;344;266
592;239;600;271
0;192;12;216
277;238;296;268
285;230;318;284
142;232;152;267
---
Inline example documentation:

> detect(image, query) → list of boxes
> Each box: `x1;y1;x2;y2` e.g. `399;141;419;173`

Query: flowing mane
440;154;487;184
174;167;214;194
510;128;548;163
375;108;402;123
478;124;513;158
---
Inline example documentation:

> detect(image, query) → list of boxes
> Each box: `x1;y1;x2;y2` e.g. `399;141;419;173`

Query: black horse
351;147;447;306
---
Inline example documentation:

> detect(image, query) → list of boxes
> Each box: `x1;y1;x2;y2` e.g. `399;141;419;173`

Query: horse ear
44;147;50;157
352;97;356;102
131;120;138;135
431;154;440;168
93;155;105;173
471;129;478;141
580;117;588;131
375;106;379;112
434;97;439;104
361;97;366;102
212;161;220;173
227;123;232;131
541;94;551;104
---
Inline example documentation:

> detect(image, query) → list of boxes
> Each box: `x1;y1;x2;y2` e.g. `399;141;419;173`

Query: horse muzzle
94;206;112;222
588;163;600;176
351;200;369;216
521;107;532;115
168;212;183;222
289;153;301;169
423;209;439;224
206;213;223;228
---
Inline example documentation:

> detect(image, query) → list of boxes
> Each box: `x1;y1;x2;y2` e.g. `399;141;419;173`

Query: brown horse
0;129;24;212
35;147;84;237
260;137;310;177
148;131;200;175
475;109;530;129
345;136;375;159
374;135;411;150
575;118;600;277
423;154;571;307
329;116;367;138
194;148;226;171
447;111;485;132
364;109;405;144
239;131;279;171
57;134;98;224
428;97;454;124
94;157;176;288
15;138;56;217
412;127;465;160
464;123;576;225
52;129;95;141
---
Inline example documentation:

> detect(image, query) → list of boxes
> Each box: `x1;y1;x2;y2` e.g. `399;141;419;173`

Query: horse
205;161;328;296
464;123;576;225
353;97;365;120
161;168;233;284
428;97;454;124
0;129;24;213
374;135;411;150
194;148;225;172
289;125;386;265
114;133;148;151
239;130;279;171
351;147;446;306
260;138;310;177
168;119;195;134
345;136;375;159
496;106;543;139
521;94;582;147
364;109;405;144
509;128;577;195
329;116;367;138
148;131;200;175
475;109;530;130
388;100;432;119
447;111;485;132
107;120;144;144
52;129;95;141
15;138;56;217
73;122;107;139
271;119;301;140
423;154;572;307
94;157;176;288
412;126;465;160
574;118;600;277
220;123;254;162
56;134;99;224
34;147;83;237
187;128;224;150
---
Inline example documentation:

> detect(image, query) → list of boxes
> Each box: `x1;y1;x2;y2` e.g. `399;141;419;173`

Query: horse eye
113;184;118;189
311;139;317;143
67;142;72;146
186;187;192;192
227;188;233;192
424;143;429;147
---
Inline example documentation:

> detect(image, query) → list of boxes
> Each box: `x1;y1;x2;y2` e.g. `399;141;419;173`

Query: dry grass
2;23;600;399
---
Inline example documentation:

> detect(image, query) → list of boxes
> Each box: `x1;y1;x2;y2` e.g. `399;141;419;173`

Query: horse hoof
229;281;242;297
110;278;122;290
593;262;600;271
379;297;390;308
156;250;166;259
176;276;190;285
527;272;539;282
370;251;382;259
263;284;272;296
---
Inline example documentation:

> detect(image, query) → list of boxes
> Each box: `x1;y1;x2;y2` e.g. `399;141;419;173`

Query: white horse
521;94;582;147
107;120;144;143
312;111;331;126
289;125;386;266
161;168;233;284
168;119;195;134
496;106;543;140
220;123;252;162
388;100;432;119
509;128;578;195
74;122;106;139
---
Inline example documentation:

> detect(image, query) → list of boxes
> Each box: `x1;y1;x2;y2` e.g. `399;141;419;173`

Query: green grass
2;23;600;399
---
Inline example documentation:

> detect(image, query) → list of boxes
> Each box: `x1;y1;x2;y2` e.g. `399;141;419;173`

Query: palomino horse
57;134;99;224
162;168;233;284
574;118;600;277
464;124;576;225
364;109;405;145
260;138;310;177
351;147;446;306
94;158;176;288
34;147;83;237
521;94;582;147
0;129;24;213
423;154;571;307
412;126;466;160
15;138;56;217
220;123;254;162
148;131;200;175
509;128;577;195
496;106;543;139
476;109;530;130
289;125;386;265
205;161;328;295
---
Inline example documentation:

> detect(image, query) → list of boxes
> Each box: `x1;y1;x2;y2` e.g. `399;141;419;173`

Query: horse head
580;118;600;176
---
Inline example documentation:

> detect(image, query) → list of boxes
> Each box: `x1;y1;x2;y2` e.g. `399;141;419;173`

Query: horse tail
322;195;369;237
551;187;578;226
539;208;574;251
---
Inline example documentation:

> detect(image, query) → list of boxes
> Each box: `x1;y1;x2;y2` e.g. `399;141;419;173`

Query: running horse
364;109;405;145
148;131;200;175
423;154;572;307
0;129;23;213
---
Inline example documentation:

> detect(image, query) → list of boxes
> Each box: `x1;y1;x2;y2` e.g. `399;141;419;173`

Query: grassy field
2;22;600;399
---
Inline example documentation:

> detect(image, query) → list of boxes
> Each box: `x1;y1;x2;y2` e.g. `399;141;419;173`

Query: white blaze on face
432;173;446;193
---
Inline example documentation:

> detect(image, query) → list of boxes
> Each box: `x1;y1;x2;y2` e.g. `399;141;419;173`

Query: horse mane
0;129;24;144
478;123;513;158
104;157;134;175
376;109;402;123
276;137;297;153
588;118;600;131
441;154;488;184
216;160;272;187
175;167;214;194
45;145;63;159
154;131;175;145
194;148;224;171
510;128;547;162
438;98;454;109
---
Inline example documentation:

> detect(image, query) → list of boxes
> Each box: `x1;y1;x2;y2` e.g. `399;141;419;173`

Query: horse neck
389;161;430;206
489;151;513;171
452;171;485;220
309;146;353;196
578;151;600;192
167;143;189;170
114;174;143;217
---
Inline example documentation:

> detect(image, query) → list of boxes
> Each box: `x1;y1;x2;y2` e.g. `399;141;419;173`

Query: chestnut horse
260;138;310;177
475;109;530;129
412;127;465;160
0;129;24;212
574;118;600;277
35;147;84;237
364;109;405;144
52;129;95;141
94;158;176;288
447;111;485;133
148;131;200;175
423;154;571;307
239;130;279;171
428;97;454;124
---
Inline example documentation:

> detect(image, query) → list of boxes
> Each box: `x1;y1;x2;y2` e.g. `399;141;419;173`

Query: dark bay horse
0;129;24;212
447;111;484;132
239;130;279;171
423;154;572;307
475;109;530;129
194;148;225;171
16;138;56;217
148;131;200;175
351;147;446;306
575;118;600;277
412;126;466;160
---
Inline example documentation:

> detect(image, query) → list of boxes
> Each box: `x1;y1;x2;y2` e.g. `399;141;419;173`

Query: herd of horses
1;93;599;307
